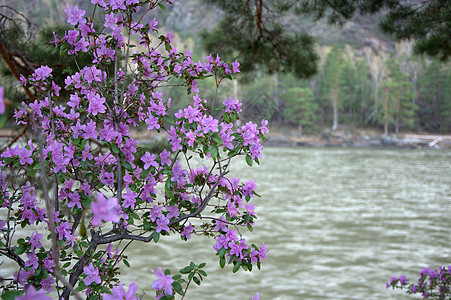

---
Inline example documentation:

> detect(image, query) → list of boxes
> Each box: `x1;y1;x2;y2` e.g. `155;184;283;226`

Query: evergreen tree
282;87;319;133
417;60;451;132
317;45;346;131
377;62;417;135
339;57;358;125
355;59;373;125
203;0;450;79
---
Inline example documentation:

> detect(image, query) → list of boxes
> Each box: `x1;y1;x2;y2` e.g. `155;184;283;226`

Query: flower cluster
387;266;451;299
0;0;267;299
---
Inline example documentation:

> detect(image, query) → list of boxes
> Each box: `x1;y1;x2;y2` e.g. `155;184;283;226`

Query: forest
1;0;450;135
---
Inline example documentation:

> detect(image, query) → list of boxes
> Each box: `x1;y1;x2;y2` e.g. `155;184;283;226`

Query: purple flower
0;86;5;114
150;205;163;222
171;161;187;185
103;281;138;300
104;13;118;29
16;286;51;300
232;60;240;73
151;267;173;295
181;223;194;240
149;18;158;31
156;216;169;233
30;231;43;251
82;145;93;161
223;97;242;113
229;239;248;259
160;149;171;166
64;4;86;25
251;292;260;300
91;193;121;226
123;188;138;209
41;276;55;293
87;92;106;116
34;66;52;81
201;115;219;134
25;252;39;271
55;221;72;240
141;152;158;170
17;147;33;166
243;180;257;197
145;114;160;130
214;216;228;232
258;243;267;261
83;262;101;286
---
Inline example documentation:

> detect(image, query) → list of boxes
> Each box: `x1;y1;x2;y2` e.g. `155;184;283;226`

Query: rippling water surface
121;147;451;299
2;147;450;299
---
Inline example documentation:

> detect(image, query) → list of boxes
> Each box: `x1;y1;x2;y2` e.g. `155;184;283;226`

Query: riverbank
264;129;451;149
1;128;450;150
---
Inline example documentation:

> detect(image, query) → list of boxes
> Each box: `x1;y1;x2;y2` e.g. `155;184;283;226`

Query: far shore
264;129;451;149
1;128;451;150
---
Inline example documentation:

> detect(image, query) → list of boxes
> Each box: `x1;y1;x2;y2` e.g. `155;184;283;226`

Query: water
2;147;450;299
120;147;451;299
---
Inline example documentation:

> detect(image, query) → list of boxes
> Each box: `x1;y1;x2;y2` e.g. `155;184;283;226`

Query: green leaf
1;290;25;300
193;276;201;285
218;247;226;258
124;161;133;172
245;154;253;166
123;259;130;267
219;256;225;269
228;146;241;157
199;262;206;268
172;275;182;280
209;145;218;160
63;262;71;268
172;281;184;296
179;266;193;274
153;231;160;243
14;244;27;255
111;144;120;154
165;115;175;125
232;262;241;273
165;180;174;198
129;211;140;220
198;270;207;277
76;281;87;292
158;3;166;11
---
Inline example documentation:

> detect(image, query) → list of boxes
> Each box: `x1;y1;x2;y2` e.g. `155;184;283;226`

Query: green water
121;147;451;299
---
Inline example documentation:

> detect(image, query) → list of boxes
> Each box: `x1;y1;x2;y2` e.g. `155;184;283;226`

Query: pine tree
317;45;346;131
282;87;319;133
417;60;451;132
355;59;373;126
377;62;417;135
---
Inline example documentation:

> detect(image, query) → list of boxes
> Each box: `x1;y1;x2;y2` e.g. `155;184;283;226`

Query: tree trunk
395;90;401;134
332;88;338;131
384;88;389;135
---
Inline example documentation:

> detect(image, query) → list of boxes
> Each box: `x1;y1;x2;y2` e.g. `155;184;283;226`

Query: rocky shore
264;130;451;149
1;128;450;150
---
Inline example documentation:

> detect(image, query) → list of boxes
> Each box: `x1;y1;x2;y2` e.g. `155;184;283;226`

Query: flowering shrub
0;0;267;299
387;266;451;299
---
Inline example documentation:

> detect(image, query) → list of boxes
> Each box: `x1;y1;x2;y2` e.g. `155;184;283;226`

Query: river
2;147;450;299
120;146;451;299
